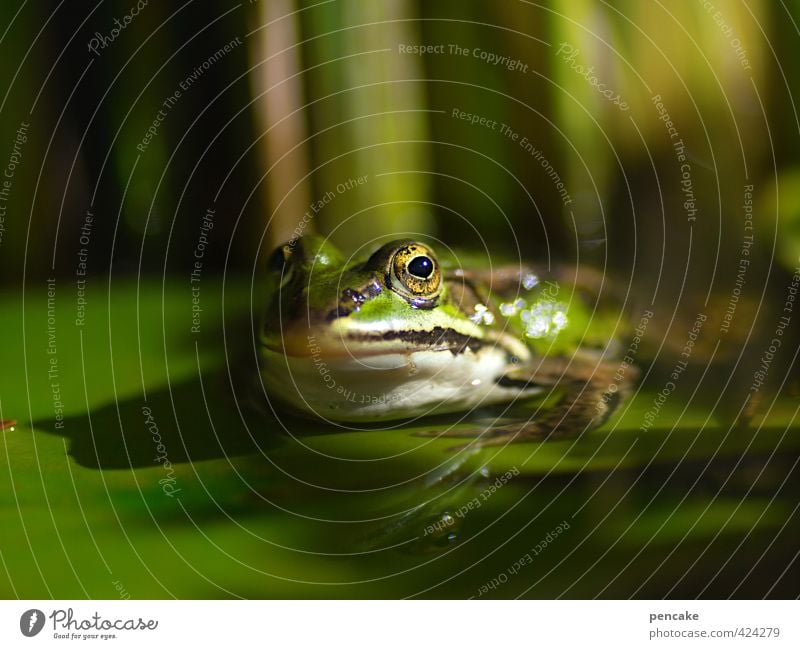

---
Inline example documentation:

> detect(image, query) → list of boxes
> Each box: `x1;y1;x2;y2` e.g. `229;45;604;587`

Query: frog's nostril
408;255;434;279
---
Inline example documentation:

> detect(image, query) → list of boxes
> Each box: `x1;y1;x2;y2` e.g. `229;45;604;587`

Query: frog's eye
390;243;442;303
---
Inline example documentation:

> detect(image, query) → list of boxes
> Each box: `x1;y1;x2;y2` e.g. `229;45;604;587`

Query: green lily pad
1;278;799;598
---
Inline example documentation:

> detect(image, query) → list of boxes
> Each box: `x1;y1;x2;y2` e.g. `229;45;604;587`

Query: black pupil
407;255;433;279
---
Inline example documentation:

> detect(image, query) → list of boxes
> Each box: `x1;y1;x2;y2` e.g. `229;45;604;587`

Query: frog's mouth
263;324;529;363
345;327;487;356
263;328;482;358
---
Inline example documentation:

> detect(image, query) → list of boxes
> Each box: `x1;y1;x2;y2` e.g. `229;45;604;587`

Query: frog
257;235;637;447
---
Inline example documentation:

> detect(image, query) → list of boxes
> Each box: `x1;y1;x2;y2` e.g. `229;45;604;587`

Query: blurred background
2;0;800;599
1;0;798;285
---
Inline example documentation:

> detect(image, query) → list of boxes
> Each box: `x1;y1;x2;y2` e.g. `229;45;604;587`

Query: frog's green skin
258;236;634;445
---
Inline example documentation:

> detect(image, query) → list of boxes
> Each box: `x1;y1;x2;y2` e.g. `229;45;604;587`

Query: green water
1;278;798;598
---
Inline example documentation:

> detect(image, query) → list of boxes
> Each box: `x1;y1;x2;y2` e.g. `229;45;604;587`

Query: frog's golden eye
390;243;442;303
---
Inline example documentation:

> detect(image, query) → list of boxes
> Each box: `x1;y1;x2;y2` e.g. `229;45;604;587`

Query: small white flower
524;317;550;338
522;273;539;290
551;309;568;333
499;302;517;317
521;302;569;338
470;303;495;326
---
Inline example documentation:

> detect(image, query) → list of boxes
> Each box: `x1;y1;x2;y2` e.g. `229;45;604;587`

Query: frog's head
260;235;487;358
258;236;538;421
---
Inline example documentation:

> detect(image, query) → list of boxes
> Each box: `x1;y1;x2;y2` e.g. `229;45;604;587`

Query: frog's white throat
259;343;541;422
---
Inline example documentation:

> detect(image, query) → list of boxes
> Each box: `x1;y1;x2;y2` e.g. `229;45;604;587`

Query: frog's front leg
418;359;636;448
483;359;637;446
480;382;620;449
